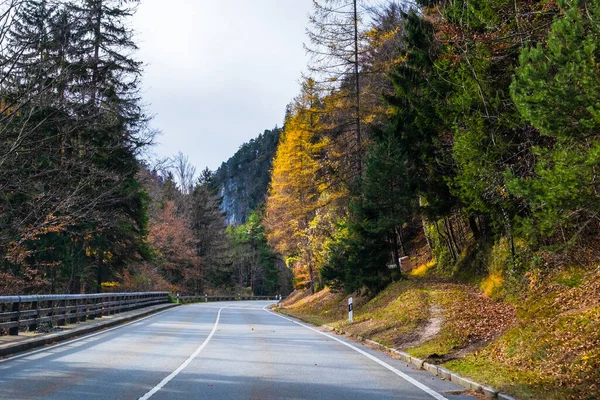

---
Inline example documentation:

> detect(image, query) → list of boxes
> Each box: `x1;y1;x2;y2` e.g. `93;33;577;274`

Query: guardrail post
106;295;111;315
109;295;115;315
29;297;39;332
99;295;105;317
88;297;96;320
80;298;87;322
69;299;77;324
116;294;121;314
47;299;54;327
8;299;20;335
58;299;66;326
104;295;109;316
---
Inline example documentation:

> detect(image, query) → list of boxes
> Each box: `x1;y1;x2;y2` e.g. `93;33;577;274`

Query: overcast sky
133;0;312;172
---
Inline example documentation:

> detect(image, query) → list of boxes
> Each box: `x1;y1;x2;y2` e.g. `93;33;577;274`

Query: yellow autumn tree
265;79;328;292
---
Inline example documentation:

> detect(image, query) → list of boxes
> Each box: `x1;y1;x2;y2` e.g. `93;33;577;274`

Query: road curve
0;301;476;400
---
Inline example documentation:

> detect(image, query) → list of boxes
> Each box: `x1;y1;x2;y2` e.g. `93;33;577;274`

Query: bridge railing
0;292;169;336
178;294;279;303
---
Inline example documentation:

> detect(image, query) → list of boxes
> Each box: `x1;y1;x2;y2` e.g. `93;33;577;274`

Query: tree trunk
392;227;402;279
468;215;481;240
51;266;56;294
445;216;460;258
307;252;315;294
419;198;433;250
435;220;456;261
90;1;102;107
353;0;362;175
69;275;81;294
397;225;406;256
478;214;489;238
96;263;102;293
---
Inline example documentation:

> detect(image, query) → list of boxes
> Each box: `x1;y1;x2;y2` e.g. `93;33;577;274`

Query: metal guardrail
0;292;169;336
178;294;279;303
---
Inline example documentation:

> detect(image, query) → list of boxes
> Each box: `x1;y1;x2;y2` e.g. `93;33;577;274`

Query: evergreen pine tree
191;174;233;293
509;0;600;240
3;0;58;103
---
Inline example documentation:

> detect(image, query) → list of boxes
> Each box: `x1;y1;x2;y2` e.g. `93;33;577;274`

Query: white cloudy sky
133;0;313;171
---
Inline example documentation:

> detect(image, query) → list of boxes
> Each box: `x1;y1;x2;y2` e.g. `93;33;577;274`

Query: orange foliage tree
124;200;201;293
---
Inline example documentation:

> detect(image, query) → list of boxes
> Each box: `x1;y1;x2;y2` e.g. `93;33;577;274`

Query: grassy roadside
281;266;600;400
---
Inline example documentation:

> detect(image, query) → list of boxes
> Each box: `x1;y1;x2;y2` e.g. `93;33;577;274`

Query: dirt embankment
282;267;600;400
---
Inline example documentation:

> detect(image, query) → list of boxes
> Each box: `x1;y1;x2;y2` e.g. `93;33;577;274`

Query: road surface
0;301;476;399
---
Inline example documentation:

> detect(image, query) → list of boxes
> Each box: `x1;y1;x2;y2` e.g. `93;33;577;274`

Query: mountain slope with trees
267;0;600;398
0;0;289;298
267;0;600;303
212;127;281;225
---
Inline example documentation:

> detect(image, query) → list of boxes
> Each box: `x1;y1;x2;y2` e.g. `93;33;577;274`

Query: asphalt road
0;301;476;400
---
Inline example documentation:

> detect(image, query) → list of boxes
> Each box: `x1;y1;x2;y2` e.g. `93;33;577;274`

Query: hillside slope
282;264;600;400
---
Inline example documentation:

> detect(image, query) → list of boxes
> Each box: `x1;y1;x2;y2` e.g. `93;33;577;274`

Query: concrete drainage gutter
356;336;496;395
323;325;517;400
286;310;514;400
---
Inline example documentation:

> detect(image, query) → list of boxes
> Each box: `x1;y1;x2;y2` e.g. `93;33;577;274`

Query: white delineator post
348;297;353;323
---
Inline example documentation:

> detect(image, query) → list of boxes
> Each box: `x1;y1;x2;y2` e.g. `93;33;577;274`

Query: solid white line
0;307;176;364
263;305;448;400
138;305;228;400
222;306;266;311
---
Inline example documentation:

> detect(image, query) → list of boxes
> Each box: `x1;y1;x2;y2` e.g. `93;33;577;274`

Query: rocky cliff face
212;128;281;225
218;179;245;226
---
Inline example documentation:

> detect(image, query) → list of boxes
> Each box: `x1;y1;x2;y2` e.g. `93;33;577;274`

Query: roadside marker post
348;297;353;323
176;293;179;304
204;294;208;303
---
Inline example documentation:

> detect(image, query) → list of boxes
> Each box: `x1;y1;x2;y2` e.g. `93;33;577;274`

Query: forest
265;2;600;396
0;0;288;297
263;0;600;295
1;0;599;305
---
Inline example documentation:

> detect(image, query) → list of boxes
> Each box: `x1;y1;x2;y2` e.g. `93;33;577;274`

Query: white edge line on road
138;305;228;400
0;307;176;364
263;305;448;400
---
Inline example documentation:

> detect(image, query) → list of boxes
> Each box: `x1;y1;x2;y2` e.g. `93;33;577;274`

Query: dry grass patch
407;284;516;360
284;287;363;325
283;280;433;347
338;283;430;347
